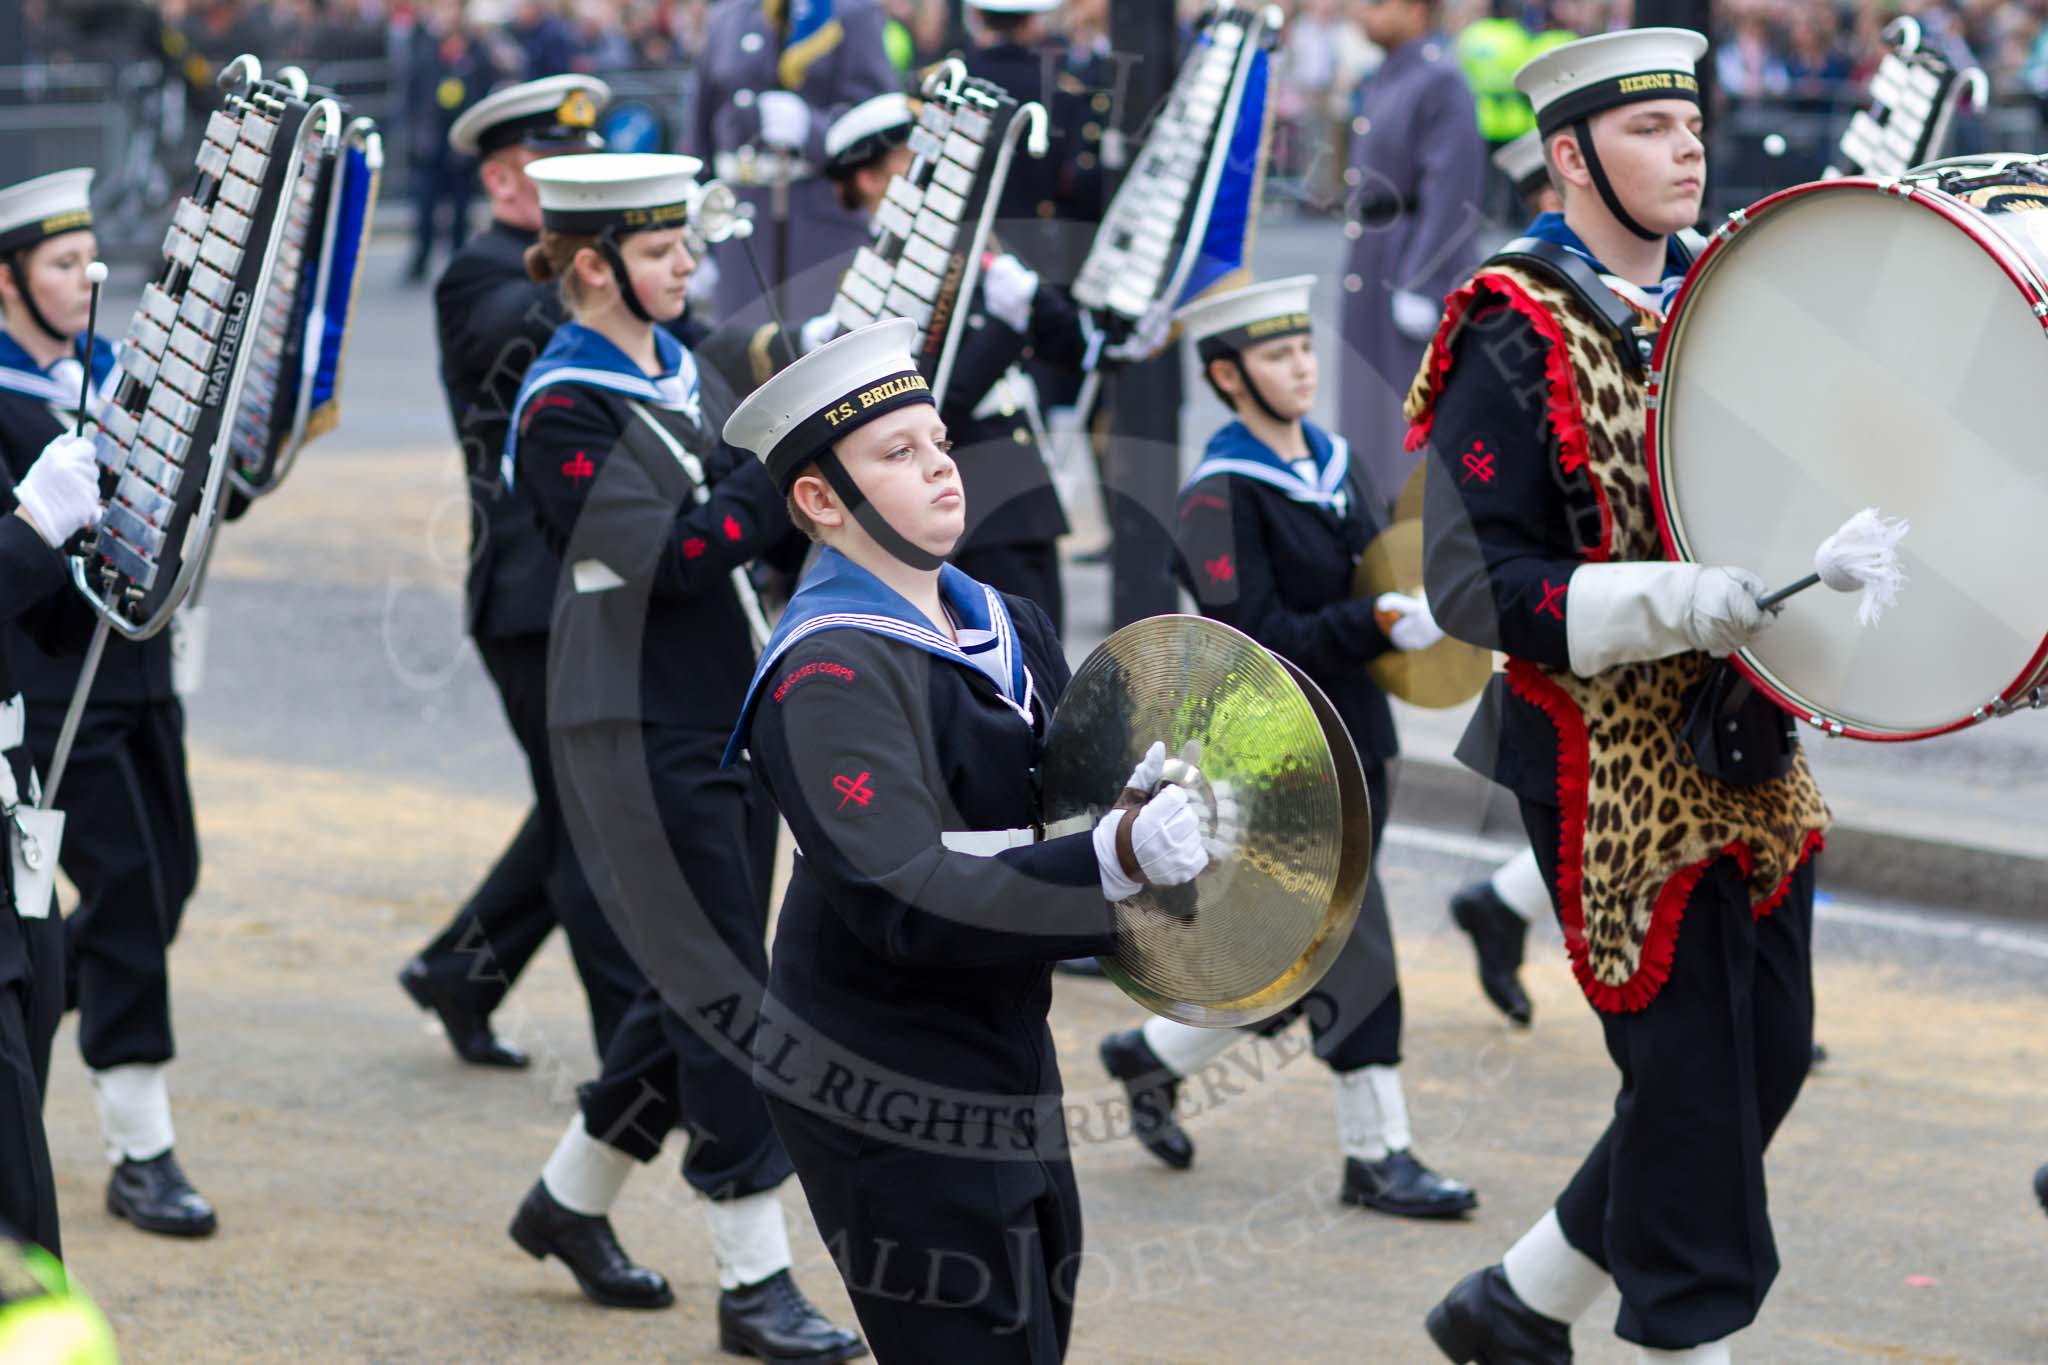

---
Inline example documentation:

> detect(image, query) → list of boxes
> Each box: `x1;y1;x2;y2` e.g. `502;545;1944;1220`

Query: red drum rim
1648;175;2048;741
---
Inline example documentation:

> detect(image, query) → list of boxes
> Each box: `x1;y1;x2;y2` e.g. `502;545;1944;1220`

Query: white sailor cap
526;152;702;236
725;317;935;492
1493;130;1550;196
966;0;1060;12
824;93;918;180
0;169;94;257
1174;276;1316;358
1515;28;1707;138
449;74;610;158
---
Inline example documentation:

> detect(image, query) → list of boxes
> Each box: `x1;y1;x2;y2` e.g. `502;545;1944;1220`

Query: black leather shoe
508;1180;673;1309
1053;957;1108;977
718;1269;867;1361
107;1150;217;1237
1098;1028;1195;1170
1342;1150;1477;1219
1426;1264;1573;1364
1450;882;1534;1027
398;957;528;1068
2034;1163;2048;1216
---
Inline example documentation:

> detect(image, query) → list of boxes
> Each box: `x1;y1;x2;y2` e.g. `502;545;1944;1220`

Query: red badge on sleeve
561;451;595;483
1204;554;1234;585
831;770;873;812
683;537;707;559
1462;441;1496;484
1535;578;1568;620
723;513;744;542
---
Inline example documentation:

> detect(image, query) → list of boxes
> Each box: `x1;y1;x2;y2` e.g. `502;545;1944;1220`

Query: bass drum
1650;160;2048;739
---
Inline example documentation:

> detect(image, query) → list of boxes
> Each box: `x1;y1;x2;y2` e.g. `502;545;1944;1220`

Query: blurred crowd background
8;0;2046;253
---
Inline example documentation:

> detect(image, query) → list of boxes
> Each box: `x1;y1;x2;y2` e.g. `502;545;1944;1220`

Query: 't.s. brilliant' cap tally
1514;28;1707;138
0;168;94;257
1174;275;1316;358
724;317;935;492
525;152;702;236
450;74;610;158
824;93;917;180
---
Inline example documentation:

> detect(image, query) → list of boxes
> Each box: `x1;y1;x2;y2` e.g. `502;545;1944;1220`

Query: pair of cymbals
1356;459;1495;709
1039;616;1371;1027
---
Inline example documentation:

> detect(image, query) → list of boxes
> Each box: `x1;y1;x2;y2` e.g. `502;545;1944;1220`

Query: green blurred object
0;1238;119;1364
883;17;915;73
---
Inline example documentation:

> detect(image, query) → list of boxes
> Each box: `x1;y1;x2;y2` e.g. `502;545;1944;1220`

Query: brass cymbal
1040;615;1355;1027
1351;518;1495;709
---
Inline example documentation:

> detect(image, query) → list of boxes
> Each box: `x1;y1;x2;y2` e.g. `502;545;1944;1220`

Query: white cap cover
724;317;935;491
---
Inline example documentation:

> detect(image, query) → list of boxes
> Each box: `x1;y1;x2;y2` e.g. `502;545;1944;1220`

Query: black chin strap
815;449;947;571
1226;355;1290;426
4;252;69;345
596;228;655;324
1572;117;1660;243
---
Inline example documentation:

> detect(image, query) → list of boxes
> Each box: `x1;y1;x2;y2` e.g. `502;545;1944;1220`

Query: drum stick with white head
1757;507;1910;626
73;260;108;437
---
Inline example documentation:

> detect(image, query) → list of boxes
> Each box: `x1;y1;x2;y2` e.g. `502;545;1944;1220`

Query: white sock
1332;1064;1412;1162
1139;1016;1238;1078
1502;1208;1609;1325
1635;1344;1732;1363
704;1189;793;1291
540;1114;634;1217
1490;848;1551;921
90;1063;175;1164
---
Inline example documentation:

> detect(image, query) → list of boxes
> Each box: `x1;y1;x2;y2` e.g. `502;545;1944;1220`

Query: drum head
1655;182;2048;737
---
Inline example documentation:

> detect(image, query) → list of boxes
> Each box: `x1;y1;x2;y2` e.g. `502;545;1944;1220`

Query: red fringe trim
1404;272;1613;562
1505;661;1828;1014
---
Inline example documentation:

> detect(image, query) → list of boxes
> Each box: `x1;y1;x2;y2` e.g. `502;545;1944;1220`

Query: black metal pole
1103;0;1181;628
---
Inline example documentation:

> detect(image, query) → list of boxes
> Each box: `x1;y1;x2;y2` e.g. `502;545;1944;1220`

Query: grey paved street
40;224;2048;1362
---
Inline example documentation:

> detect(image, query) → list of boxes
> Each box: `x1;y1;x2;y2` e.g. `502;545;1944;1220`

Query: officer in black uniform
0;168;215;1241
0;421;102;1261
397;74;649;1072
956;0;1107;281
498;152;862;1363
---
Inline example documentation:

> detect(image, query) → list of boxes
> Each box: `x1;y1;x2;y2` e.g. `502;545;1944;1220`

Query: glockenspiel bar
98;404;139;449
894;259;942;303
228;142;269;185
157;353;206;401
842;270;888;317
912;210;957;252
203;110;240;151
120;348;161;389
115;473;176;528
923;184;965;222
883;286;933;329
942;133;983;170
876;200;916;241
901;233;951;278
141;284;179;329
100;536;158;593
218;174;261;214
177;291;224;337
168;323;215;372
129;314;171;361
831;295;878;334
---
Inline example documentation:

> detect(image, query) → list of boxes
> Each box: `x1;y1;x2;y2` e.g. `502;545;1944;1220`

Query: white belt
940;826;1039;857
714;149;819;187
0;695;21;754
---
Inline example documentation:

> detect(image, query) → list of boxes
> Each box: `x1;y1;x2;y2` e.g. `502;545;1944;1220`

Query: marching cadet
689;0;899;324
0;377;104;1258
1439;128;1561;1032
1338;0;1488;503
499;152;864;1362
1413;31;1828;1363
721;316;1208;1363
0;169;217;1240
397;73;649;1073
1094;278;1478;1220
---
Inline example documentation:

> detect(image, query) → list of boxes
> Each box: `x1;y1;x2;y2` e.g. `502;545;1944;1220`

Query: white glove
1104;299;1173;364
1374;590;1444;652
1094;784;1209;902
798;311;843;355
13;432;101;546
980;254;1038;334
756;90;812;150
1565;561;1768;677
1391;289;1441;343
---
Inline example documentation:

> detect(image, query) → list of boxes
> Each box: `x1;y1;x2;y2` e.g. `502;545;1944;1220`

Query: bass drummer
1096;277;1477;1221
1410;29;1830;1364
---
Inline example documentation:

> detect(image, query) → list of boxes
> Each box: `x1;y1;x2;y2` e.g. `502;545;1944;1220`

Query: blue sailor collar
1183;418;1351;510
502;321;701;489
722;547;1036;767
1520;211;1694;315
0;330;118;412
